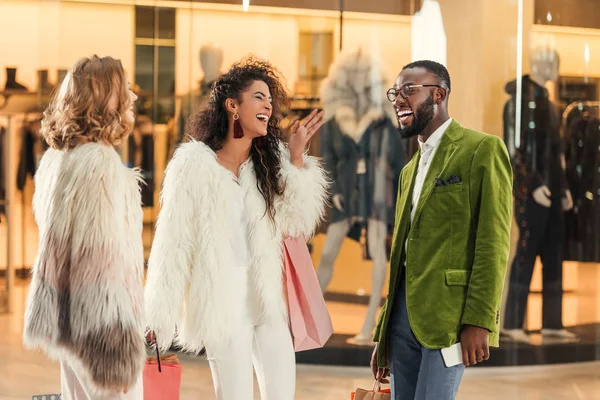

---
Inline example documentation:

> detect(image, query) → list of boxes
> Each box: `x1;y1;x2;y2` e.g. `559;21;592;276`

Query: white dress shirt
404;118;453;266
410;118;453;222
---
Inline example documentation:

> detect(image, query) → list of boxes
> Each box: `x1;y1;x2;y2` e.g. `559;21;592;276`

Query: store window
1;0;599;371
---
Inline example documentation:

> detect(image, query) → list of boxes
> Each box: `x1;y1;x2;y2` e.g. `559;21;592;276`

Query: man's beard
397;95;435;139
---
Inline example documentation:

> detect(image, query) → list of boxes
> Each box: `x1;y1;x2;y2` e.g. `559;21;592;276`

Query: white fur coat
23;143;146;393
144;140;328;352
320;48;398;143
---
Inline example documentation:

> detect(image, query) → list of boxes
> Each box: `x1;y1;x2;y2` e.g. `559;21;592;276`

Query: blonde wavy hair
41;55;133;150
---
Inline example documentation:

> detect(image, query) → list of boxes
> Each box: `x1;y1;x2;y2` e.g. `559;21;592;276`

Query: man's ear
435;87;448;104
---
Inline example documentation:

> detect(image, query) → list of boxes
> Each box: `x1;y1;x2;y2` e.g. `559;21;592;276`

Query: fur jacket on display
23;143;146;393
144;140;328;353
318;49;404;226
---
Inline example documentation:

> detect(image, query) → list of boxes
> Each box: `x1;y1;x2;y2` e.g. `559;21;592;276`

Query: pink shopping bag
143;354;182;400
284;236;334;352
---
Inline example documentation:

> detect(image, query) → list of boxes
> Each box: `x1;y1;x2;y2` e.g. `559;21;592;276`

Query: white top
405;118;453;266
410;118;453;222
229;181;251;268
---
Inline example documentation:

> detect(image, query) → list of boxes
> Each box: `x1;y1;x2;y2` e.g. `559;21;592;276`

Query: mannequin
317;49;405;345
502;47;575;343
174;43;224;146
411;0;447;66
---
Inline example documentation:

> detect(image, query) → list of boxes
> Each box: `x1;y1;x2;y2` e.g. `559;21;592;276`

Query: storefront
1;0;599;367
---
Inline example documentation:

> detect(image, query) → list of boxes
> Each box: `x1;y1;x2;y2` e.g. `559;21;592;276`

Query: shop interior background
0;0;599;382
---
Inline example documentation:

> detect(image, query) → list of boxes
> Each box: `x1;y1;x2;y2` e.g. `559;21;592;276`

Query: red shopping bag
284;236;334;352
143;353;182;400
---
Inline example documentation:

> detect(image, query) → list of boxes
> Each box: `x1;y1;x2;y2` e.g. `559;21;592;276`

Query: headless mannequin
175;43;224;144
199;43;224;84
317;108;391;346
316;49;402;346
502;48;575;343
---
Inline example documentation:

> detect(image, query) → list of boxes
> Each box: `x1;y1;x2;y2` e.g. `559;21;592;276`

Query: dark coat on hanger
564;114;600;262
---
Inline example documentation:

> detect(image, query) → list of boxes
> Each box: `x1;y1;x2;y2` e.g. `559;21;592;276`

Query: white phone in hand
441;342;463;367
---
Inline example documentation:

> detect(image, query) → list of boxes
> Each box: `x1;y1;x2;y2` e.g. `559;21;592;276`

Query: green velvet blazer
373;120;513;368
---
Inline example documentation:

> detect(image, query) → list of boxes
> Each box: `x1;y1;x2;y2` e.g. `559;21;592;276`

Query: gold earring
233;112;239;120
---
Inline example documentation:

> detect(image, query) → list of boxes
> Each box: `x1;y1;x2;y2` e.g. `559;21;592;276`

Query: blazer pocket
434;182;463;194
445;269;472;286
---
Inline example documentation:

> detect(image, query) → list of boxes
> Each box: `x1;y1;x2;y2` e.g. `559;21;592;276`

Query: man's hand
460;325;490;367
370;343;390;384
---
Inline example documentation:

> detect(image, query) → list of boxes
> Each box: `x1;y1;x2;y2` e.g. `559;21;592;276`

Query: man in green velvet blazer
369;61;512;399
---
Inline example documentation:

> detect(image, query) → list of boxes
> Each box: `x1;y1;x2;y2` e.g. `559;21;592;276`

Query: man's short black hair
402;60;451;92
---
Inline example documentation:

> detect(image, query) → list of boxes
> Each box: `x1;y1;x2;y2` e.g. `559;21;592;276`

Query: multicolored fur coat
23;142;146;393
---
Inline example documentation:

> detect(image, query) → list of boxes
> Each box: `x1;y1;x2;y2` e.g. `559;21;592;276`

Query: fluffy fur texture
23;143;146;394
144;140;328;353
319;48;398;143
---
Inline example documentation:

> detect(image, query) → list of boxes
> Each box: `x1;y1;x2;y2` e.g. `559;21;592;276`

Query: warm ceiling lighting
243;0;250;12
546;12;552;22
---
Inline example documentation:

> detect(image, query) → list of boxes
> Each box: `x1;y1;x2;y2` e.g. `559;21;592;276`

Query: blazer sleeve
144;146;198;352
25;145;145;391
276;144;329;237
462;135;513;333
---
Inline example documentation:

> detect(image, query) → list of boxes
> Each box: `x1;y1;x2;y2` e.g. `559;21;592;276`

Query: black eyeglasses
387;85;444;102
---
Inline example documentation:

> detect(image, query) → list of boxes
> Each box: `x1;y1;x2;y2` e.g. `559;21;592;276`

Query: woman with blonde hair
23;55;145;399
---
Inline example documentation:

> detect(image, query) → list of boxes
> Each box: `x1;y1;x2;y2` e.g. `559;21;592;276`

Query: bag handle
371;379;381;392
155;342;162;373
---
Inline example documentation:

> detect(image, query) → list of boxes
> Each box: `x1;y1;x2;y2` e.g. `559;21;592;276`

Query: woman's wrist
290;156;304;168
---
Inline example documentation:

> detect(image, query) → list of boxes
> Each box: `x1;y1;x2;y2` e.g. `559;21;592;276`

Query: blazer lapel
412;121;463;224
389;151;419;270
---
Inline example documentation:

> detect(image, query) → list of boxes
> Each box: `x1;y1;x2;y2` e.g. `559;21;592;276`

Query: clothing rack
0;103;39;313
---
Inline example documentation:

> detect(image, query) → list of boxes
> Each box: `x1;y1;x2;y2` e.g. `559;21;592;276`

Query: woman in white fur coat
23;56;145;399
144;58;328;399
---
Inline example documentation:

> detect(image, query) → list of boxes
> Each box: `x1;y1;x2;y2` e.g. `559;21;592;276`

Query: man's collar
418;118;453;150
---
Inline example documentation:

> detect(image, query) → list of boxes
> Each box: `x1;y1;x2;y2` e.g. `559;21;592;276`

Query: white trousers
206;266;296;400
60;357;143;400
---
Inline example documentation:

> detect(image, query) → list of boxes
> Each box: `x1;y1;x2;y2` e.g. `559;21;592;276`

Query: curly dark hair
187;57;289;223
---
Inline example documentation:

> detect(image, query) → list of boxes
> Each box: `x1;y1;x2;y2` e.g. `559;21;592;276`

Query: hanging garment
0;127;6;217
411;0;447;66
564;115;600;262
17;127;38;191
128;133;155;207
